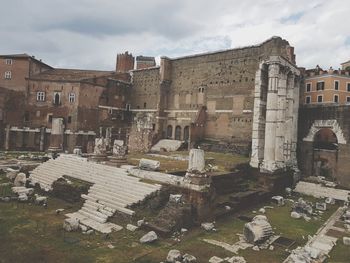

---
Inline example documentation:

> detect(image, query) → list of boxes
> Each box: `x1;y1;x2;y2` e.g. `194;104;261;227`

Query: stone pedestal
107;140;127;167
89;137;107;162
48;118;64;153
185;149;211;186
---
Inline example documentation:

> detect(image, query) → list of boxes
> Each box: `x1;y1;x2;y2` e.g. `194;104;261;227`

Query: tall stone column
39;127;46;151
290;76;300;164
274;70;287;167
48;118;64;152
283;74;295;162
5;125;10;150
250;63;268;168
261;63;279;172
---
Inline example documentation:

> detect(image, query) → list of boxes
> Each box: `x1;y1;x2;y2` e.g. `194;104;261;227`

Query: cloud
0;0;349;70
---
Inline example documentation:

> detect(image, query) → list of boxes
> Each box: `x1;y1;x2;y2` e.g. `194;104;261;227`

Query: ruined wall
130;37;296;149
298;105;350;188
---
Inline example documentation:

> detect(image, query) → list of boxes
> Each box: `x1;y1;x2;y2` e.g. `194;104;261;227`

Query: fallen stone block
315;202;327;211
14;173;27;186
243;215;273;244
182;253;197;262
343;237;350;246
137;219;145;227
227;256;247;263
6;168;19;180
139;159;160;171
169;194;182;204
139;231;158;243
18;193;28;202
166;249;182;262
271;196;284;206
201;222;215;231
209;256;224;263
126;224;138;232
34;194;47;205
63;218;80;232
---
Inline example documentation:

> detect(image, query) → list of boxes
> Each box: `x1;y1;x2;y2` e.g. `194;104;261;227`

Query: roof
341;60;350;65
0;53;53;69
28;68;114;82
136;55;155;61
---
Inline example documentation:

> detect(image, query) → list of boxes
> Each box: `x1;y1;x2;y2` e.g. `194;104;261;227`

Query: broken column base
185;172;211;186
88;154;108;163
106;156;128;167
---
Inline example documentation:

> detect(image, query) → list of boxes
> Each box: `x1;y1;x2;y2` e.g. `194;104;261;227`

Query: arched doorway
175;126;181;140
183;126;190;141
166;125;173;139
313;128;338;180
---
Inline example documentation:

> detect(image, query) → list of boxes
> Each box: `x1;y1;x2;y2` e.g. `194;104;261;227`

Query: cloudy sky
1;0;349;70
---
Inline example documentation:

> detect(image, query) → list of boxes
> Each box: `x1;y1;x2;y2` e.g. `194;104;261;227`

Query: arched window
183;126;190;141
175;125;181;140
166;125;173;138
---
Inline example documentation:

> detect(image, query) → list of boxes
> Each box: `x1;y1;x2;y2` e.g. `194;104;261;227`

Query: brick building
0;54;52;93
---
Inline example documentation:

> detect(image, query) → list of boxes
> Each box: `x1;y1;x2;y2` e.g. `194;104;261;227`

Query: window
316;81;325;91
48;114;53;123
144;102;147;108
306;83;311;92
53;92;61;106
334;94;339;103
108;108;113;114
68;92;75;103
67;116;72;123
317;95;323;103
126;104;131;111
347;83;350;92
5;59;12;65
305;96;311;104
24;112;29;122
36;91;45;101
334;80;339;90
4;71;11;79
347;96;350;103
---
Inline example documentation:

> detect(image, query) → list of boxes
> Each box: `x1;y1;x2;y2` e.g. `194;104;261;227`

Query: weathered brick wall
130;37;295;149
298;105;350;188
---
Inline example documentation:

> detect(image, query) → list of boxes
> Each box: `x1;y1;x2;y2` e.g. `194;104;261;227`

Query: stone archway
166;125;173;139
175;125;181;140
312;128;338;180
303;119;346;144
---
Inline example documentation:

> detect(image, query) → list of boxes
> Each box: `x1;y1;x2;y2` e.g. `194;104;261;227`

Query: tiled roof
29;68;114;81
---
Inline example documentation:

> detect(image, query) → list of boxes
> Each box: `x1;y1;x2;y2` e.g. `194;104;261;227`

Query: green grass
0;193;348;263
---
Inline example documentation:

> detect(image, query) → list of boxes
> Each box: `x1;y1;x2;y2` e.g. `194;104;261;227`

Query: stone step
78;209;107;224
90;183;154;199
81;194;134;215
83;202;114;217
87;191;134;207
80;206;109;221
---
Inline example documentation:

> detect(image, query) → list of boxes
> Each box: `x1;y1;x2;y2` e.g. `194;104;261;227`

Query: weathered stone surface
94;137;107;155
166;249;182;262
271;196;284;206
137;219;145;227
34;194;47;205
243;215;273;244
63;218;80;232
169;194;182;204
151;139;183;152
14;172;27;186
18;193;28;202
188;149;205;173
112;139;126;157
343;237;350;245
182;253;197;263
139;231;158;243
291;211;302;219
126;224;138;232
139;158;160;171
227;256;247;263
6;168;19;180
201;222;215;231
315;202;327;211
209;256;224;263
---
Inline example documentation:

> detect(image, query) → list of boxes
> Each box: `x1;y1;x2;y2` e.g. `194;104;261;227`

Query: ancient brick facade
129;37;297;152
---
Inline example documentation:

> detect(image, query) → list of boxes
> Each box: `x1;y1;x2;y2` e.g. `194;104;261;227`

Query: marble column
5;125;10;150
261;63;279;172
39;127;46;151
250;63;268;168
48;118;64;152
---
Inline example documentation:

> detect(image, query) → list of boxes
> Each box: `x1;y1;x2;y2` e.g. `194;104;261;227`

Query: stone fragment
201;222;215;231
86;229;94;235
243;215;273;244
208;256;224;263
80;224;88;232
169;194;182;204
227;256;247;263
252;245;260;251
139;231;158;243
187;149;205;173
259;208;266;214
269;245;274;250
325;197;335;204
291;211;302;219
182;253;197;262
34;194;47;205
18;193;28;202
181;228;188;234
63;218;80;232
225;205;231;210
107;244;115;249
271;196;284;206
343;237;350;246
166;249;182;262
14;172;26;186
56;208;65;214
315;202;327;211
6;168;19;180
139;158;160;171
137;219;145;227
126;224;138;232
